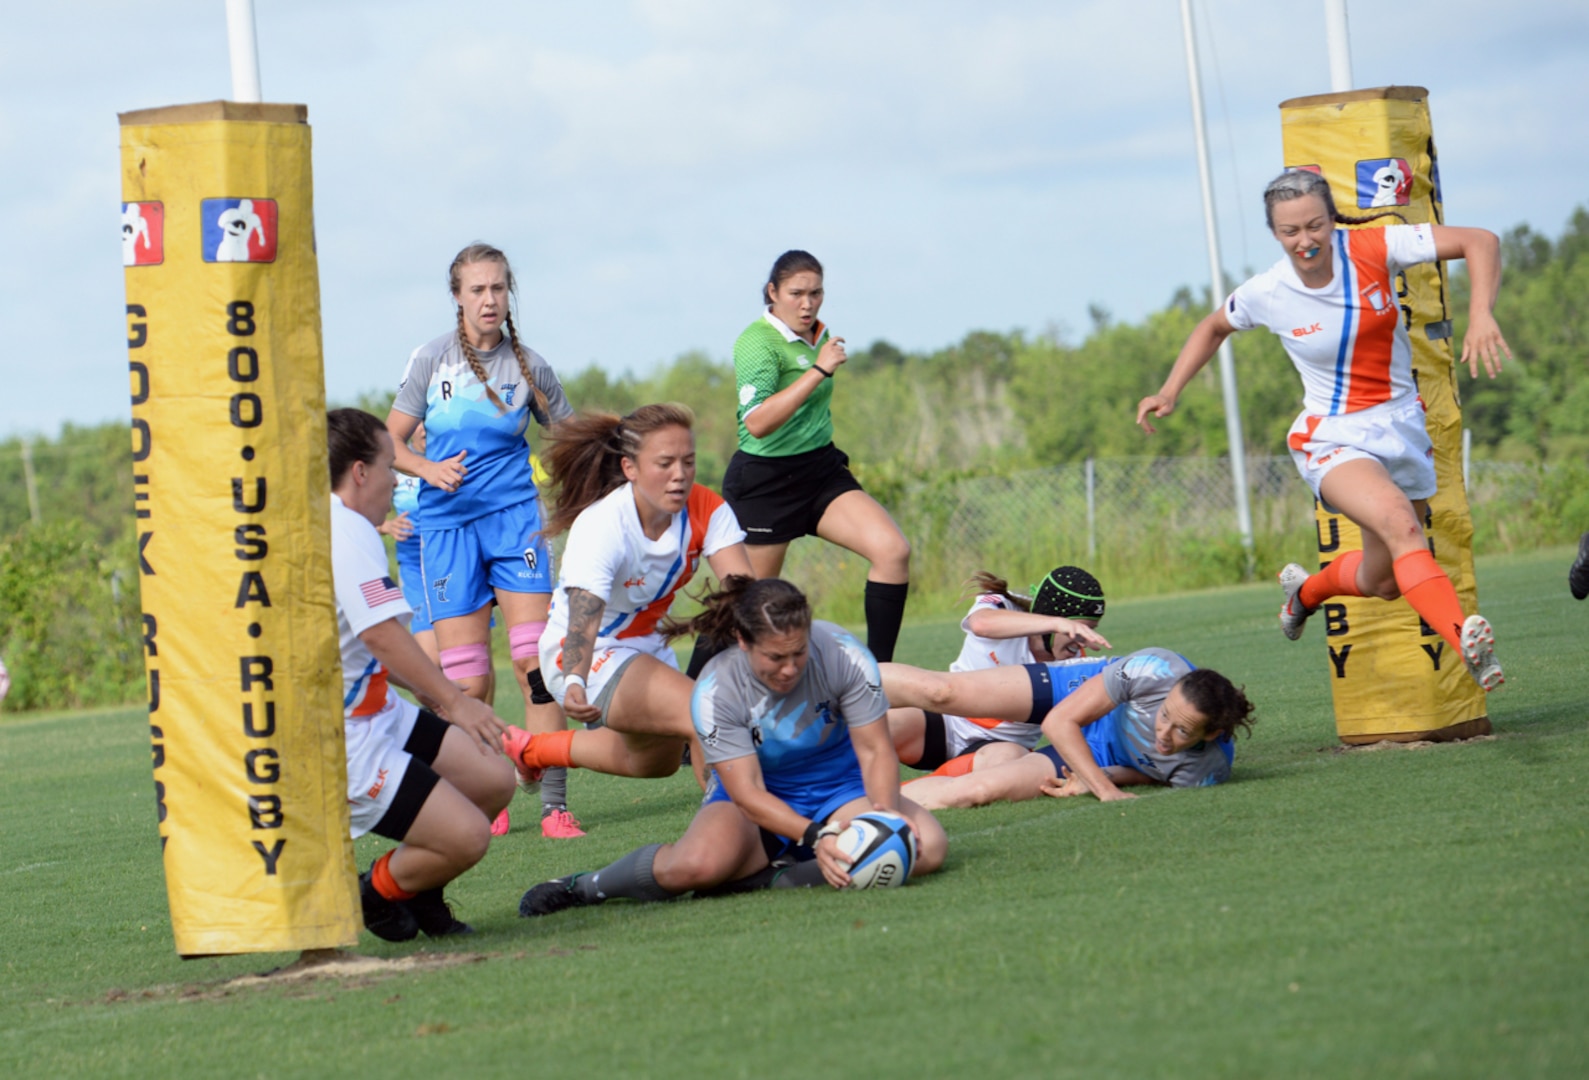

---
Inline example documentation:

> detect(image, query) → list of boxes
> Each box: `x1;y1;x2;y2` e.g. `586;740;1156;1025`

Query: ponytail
542;403;696;536
662;576;811;645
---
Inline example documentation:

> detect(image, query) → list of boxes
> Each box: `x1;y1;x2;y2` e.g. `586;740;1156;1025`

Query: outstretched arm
964;608;1110;654
1431;225;1511;379
359;617;505;754
715;751;851;888
1039;674;1134;802
1135;307;1238;434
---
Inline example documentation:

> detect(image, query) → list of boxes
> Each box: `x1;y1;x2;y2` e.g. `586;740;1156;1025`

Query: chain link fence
781;456;1559;620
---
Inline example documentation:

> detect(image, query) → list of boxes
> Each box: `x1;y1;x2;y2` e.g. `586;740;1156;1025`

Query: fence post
20;439;41;525
1085;456;1097;560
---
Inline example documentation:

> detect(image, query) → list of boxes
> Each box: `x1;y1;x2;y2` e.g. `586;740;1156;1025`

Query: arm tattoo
560;587;606;677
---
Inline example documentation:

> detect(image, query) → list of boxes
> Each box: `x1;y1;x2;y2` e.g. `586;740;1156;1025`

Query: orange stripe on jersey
1342;228;1399;412
617;484;723;640
964;716;1006;731
350;669;390;717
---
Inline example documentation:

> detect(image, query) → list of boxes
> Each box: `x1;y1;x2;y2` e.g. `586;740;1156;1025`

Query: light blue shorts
420;498;553;622
395;538;431;634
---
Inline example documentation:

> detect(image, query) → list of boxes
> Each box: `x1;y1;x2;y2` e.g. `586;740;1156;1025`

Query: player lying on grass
880;649;1254;808
519;577;947;916
887;565;1110;778
329;408;516;941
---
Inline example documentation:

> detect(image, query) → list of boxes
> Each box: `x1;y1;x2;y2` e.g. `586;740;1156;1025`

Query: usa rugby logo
122;202;164;266
200;198;278;263
1356;158;1412;208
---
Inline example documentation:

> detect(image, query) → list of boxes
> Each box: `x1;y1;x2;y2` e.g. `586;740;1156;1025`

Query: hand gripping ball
834;810;917;889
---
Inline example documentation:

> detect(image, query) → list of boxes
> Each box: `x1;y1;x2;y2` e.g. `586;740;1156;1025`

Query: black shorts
371;709;449;841
908;711;998;772
721;443;865;546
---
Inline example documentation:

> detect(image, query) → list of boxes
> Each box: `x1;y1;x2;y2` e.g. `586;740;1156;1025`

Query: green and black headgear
1031;566;1105;622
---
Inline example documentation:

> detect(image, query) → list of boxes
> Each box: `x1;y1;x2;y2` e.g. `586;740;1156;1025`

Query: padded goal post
1279;86;1488;743
120;101;359;954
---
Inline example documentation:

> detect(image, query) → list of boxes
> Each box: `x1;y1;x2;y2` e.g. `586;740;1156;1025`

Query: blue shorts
420;498;553;622
395;538;431;634
701;763;868;859
1022;657;1114;724
1036;714;1124;774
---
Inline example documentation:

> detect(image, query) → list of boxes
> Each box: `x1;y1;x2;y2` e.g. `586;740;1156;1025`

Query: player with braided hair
1137;169;1511;691
386;242;581;838
887;565;1110;777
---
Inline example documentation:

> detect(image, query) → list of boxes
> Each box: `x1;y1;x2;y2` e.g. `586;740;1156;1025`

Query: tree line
2;206;1583;711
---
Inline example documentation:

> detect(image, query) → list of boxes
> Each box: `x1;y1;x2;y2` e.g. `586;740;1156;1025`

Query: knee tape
440;643;491;680
508;621;547;661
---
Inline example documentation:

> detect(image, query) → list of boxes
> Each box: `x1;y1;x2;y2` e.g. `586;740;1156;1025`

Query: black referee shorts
721;443;865;546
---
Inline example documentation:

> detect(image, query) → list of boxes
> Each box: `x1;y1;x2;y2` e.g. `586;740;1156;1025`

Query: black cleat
1570;532;1589;601
360;870;419;942
519;876;591;918
403;887;474;937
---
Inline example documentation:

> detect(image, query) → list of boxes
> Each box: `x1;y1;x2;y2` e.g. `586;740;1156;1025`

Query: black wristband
801;820;822;849
812;364;833;378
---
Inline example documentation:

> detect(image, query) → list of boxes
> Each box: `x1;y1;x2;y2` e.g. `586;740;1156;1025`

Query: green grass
3;548;1586;1078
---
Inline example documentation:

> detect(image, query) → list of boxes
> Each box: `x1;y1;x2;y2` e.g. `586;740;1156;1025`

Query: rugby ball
834;810;917;890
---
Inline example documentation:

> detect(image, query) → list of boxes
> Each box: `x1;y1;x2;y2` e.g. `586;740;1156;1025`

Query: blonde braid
504;312;552;422
456;306;506;413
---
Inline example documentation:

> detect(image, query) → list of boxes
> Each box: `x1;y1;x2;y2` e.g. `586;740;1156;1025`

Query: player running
888;566;1110;777
882;649;1254;809
1137;169;1511;690
519;577;947;916
328;408;515;941
504;404;754;791
385;242;583;838
700;251;912;672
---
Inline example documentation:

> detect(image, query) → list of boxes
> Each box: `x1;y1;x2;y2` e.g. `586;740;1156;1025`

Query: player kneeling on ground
520;577;946;915
329;408;515;941
881;649;1253;809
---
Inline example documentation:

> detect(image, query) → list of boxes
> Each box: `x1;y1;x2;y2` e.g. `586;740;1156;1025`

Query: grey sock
572;843;675;904
771;860;826;888
540;767;568;815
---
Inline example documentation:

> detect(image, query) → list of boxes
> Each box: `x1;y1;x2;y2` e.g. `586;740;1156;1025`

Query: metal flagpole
1324;0;1354;92
1178;0;1254;572
226;0;263;102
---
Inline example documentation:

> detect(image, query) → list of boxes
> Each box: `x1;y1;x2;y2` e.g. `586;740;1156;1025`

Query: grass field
2;548;1586;1078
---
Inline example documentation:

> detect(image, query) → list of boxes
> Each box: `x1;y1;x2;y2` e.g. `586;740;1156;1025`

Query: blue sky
2;0;1585;437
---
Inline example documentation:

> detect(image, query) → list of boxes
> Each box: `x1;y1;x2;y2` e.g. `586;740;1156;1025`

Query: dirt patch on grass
1332;734;1496;753
97;948;488;1004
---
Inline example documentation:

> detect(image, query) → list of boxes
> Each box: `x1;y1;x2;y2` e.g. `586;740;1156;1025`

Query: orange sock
523;729;575;770
929;752;979;779
1393;549;1465;652
370;850;415;901
1300;550;1365;610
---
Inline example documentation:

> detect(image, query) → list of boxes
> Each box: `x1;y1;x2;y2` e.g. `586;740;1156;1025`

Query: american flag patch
360;577;404;607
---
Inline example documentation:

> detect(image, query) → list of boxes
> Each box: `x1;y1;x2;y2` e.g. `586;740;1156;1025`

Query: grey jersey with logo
692;621;887;790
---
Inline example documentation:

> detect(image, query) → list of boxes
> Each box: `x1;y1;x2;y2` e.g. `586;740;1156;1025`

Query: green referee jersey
733;311;834;456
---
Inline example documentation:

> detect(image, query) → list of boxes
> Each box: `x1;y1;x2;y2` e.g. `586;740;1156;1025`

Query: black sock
770;860;826;888
572;843;675;903
684;633;729;679
864;580;909;663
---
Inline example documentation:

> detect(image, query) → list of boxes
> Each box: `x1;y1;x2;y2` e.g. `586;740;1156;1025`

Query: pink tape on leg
440;643;492;680
508;621;547;661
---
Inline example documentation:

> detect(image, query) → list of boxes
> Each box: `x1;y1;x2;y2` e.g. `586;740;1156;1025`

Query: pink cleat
501;726;544;794
541;807;585;839
489;808;511;837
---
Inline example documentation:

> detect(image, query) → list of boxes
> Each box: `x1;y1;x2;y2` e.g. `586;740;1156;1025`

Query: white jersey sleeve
949;595;1035;672
1384;223;1436;275
331;495;411;637
556;498;626;603
701;497;747;556
1223;271;1277;334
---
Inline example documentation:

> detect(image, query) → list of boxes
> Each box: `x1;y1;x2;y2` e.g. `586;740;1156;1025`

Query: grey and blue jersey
693;621;887;802
391;331;573;529
1038;648;1233;788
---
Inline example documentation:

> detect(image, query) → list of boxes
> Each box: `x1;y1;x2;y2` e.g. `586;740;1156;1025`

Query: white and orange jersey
331;494;412;720
943;594;1042;747
1226;224;1436;417
546;483;746;662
